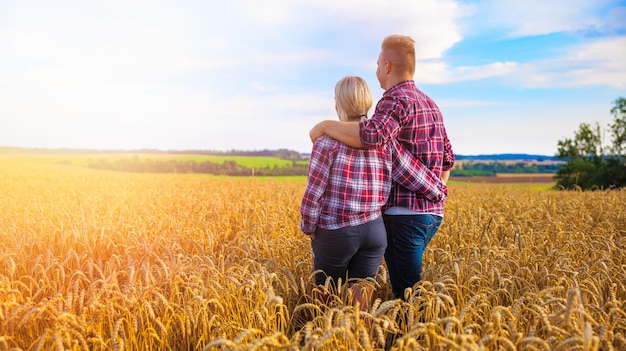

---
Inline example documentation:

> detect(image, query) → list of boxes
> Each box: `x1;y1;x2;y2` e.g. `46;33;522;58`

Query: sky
1;0;625;156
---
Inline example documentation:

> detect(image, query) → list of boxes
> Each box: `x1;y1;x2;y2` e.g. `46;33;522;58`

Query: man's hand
441;170;450;184
309;121;327;143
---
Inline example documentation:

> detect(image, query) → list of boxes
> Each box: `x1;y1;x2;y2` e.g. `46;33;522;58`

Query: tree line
87;158;310;176
554;97;626;190
86;156;560;178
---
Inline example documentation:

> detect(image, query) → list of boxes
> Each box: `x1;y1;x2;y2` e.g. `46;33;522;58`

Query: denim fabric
383;214;443;299
311;216;387;286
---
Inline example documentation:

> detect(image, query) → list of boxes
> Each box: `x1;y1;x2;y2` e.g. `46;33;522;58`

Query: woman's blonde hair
334;75;373;122
381;34;416;76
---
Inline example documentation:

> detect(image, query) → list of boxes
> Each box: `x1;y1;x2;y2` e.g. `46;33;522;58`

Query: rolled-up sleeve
359;96;401;148
442;129;455;171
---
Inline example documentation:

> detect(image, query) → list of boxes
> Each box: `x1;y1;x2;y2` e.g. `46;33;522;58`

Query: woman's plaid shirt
300;135;448;235
359;80;455;214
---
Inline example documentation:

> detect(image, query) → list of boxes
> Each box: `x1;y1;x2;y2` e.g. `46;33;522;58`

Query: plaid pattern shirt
359;80;455;214
300;135;448;234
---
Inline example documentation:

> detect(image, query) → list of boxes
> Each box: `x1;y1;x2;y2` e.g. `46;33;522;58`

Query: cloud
427;35;626;89
305;0;464;59
438;99;505;109
0;0;465;94
605;6;626;34
509;37;626;88
414;60;519;84
471;0;623;37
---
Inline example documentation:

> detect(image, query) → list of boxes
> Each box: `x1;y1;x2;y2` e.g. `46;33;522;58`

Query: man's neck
384;75;413;90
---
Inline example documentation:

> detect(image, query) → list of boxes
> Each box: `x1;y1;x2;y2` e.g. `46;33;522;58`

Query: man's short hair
381;35;416;76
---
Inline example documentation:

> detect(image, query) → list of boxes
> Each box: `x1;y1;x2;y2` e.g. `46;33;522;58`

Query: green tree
555;97;626;190
556;122;603;160
609;97;626;156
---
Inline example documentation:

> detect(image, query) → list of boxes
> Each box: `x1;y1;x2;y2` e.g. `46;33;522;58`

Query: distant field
3;151;559;187
455;159;563;165
1;152;308;169
451;173;556;184
154;154;309;168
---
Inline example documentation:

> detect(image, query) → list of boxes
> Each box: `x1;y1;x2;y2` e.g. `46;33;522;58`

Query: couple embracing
300;34;455;309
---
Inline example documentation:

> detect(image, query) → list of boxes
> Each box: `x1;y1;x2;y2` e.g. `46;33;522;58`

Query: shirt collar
383;80;415;95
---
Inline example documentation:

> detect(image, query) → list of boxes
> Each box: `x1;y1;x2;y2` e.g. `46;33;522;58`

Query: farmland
0;151;307;168
0;156;625;350
449;173;556;185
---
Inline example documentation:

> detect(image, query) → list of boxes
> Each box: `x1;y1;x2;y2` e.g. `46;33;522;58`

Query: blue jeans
383;214;443;299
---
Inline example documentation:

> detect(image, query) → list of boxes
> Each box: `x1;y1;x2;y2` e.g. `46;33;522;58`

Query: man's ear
385;60;392;74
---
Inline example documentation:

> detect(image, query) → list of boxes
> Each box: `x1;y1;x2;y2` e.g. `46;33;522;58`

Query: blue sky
1;0;625;156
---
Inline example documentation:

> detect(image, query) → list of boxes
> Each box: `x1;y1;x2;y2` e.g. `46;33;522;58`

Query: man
309;34;454;300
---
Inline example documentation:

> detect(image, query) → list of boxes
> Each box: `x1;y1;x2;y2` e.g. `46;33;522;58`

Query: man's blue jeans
383;214;443;299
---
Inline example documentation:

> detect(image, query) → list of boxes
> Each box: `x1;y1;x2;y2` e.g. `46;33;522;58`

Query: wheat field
0;158;624;350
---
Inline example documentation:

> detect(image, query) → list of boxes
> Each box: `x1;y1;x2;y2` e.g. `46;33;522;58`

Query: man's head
376;35;416;90
334;75;373;122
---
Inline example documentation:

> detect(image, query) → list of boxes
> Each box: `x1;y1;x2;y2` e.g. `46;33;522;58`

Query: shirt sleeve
300;137;334;234
390;140;448;202
442;129;455;171
359;95;402;148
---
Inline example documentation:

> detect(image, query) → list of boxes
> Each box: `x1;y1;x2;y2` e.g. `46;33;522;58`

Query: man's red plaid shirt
359;80;455;214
